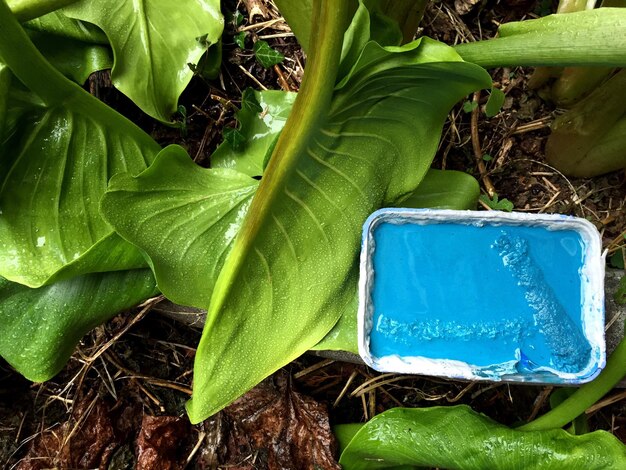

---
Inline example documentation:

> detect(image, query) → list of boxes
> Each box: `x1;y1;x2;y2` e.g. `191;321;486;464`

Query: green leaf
186;33;490;422
0;101;158;287
241;87;263;113
338;1;372;82
463;100;478;113
101;146;258;308
0;270;157;382
253;40;285;68
479;193;514;211
610;249;625;269
485;86;505;117
223;126;247;150
338;406;626;469
0;7;161;287
311;296;359;353
313;169;481;353
62;0;224;122
28;30;113;84
24;10;108;44
398;169;480;210
234;31;246;49
195;39;223;80
372;0;427;45
212;89;297;177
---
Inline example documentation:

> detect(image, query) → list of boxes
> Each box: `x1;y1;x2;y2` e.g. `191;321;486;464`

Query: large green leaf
313;169;480;353
24;10;108;44
211;90;297;177
397;169;480;210
0;102;158;287
62;0;223;122
0;270;157;382
101;145;259;308
185;29;491;421
337;406;626;469
29;30;113;84
0;5;161;287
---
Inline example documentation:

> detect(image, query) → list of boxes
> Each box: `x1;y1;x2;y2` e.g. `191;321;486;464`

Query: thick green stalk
7;0;77;22
520;335;626;431
455;9;626;68
0;0;75;104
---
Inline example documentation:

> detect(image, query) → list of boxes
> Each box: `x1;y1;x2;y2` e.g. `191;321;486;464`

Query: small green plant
480;193;515;212
253;39;285;67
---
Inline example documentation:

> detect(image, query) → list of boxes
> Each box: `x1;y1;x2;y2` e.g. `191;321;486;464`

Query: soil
1;0;626;468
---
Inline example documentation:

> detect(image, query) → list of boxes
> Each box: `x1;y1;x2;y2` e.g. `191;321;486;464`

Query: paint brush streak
493;234;590;373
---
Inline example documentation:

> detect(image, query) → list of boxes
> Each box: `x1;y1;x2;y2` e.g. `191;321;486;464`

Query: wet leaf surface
136;415;192;470
220;371;340;470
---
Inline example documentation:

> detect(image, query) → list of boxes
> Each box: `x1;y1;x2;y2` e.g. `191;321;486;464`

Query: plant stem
455;9;626;68
520;334;626;431
0;0;76;104
7;0;78;22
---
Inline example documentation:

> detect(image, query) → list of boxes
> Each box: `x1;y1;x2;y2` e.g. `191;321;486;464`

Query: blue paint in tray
358;209;605;384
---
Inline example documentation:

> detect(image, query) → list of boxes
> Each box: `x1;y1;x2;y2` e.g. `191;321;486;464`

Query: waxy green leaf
62;0;223;122
185;32;490;422
212;89;297;177
479;193;514;211
398;169;480;210
338;406;626;469
234;31;246;49
0;102;159;287
101;146;258;308
0;270;157;382
24;10;108;44
29;31;112;84
0;4;161;287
